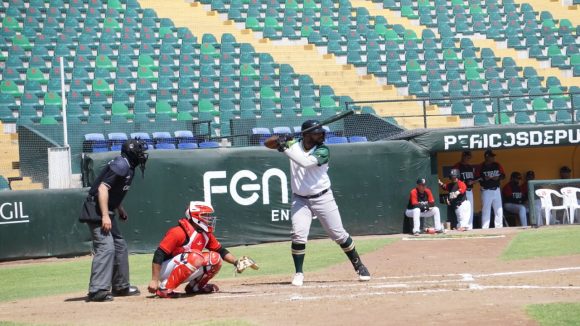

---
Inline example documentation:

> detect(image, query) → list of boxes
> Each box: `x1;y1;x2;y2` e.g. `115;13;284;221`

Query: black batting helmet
449;169;460;178
301;120;325;134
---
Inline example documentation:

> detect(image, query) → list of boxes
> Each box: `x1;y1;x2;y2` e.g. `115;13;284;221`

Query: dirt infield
1;228;580;326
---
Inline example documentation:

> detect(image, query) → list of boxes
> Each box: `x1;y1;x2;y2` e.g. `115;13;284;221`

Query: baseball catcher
148;201;258;298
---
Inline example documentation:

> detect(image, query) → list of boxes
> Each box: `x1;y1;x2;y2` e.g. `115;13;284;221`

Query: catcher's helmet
121;139;148;176
449;169;460;178
186;201;216;232
301;120;325;134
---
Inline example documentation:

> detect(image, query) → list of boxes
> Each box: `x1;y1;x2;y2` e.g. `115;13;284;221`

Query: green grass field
0;237;396;302
501;226;580;260
527;303;580;326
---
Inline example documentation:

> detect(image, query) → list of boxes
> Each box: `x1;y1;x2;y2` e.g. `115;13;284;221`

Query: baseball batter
476;149;506;228
452;151;475;229
264;120;371;286
439;169;471;231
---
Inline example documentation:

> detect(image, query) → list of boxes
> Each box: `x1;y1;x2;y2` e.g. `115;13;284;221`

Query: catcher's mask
121;139;148;177
186;201;216;232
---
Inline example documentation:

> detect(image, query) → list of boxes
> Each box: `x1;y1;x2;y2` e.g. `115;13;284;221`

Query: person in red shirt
405;178;443;236
147;201;245;298
502;172;528;227
439;169;471;231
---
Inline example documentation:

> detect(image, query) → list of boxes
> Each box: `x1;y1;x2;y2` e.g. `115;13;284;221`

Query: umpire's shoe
87;290;114;302
112;285;141;297
357;265;371;281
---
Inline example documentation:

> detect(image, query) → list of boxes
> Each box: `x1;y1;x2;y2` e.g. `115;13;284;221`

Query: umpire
80;139;148;302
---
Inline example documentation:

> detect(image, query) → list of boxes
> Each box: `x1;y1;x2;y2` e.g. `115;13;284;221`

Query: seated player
502;172;528;227
148;201;256;298
405;178;444;236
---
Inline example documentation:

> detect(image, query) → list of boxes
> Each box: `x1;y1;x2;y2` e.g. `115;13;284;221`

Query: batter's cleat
112;285;140;297
87;290;114;302
155;289;179;299
357;265;371;281
413;231;420;236
436;229;445;234
291;273;304;286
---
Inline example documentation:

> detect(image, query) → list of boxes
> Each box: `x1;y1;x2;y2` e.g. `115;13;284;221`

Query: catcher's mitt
234;256;259;275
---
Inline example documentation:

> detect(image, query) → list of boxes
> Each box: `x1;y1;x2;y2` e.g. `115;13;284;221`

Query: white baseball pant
504;203;528;227
290;190;350;245
465;189;474;230
454;200;472;229
531;200;543;226
481;188;503;229
405;207;441;234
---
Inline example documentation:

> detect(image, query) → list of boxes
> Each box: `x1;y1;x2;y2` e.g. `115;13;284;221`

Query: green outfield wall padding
83;141;432;254
1;141;432;261
0;189;90;261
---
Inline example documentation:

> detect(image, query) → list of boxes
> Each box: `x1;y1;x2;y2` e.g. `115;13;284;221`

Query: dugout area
408;124;580;227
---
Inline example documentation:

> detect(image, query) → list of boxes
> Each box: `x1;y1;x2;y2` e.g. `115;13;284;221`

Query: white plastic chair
535;188;569;225
560;187;580;224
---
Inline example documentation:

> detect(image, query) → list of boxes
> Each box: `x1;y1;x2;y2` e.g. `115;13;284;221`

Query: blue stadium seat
326;136;348;144
199;141;220;148
349;136;368;143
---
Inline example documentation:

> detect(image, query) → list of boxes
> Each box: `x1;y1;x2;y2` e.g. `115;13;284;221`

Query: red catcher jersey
159;218;222;257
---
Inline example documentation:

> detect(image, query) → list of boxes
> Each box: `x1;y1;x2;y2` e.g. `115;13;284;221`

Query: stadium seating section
0;0;578;159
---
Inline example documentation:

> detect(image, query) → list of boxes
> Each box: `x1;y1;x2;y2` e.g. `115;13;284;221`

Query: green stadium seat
137;67;156;81
92;79;112;94
260;86;279;103
96;55;115;71
532;98;549;111
535;111;554;124
474;114;490;126
89;103;107;116
301;107;317;117
112;102;133;118
198;99;216;113
44;92;62;106
40;116;59;125
548;86;566;99
472;101;488;114
515;112;532;124
451;101;468;115
512;99;529;112
12;35;32;51
176;111;192;121
556;110;572;123
494;112;512;125
26;68;46;84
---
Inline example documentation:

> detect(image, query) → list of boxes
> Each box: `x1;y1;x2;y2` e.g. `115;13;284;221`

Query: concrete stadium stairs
0;124;43;191
139;0;460;129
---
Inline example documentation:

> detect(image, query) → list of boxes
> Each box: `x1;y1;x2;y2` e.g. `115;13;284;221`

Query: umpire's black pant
87;213;130;294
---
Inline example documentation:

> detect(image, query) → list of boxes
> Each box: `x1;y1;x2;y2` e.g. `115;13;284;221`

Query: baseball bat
301;110;355;134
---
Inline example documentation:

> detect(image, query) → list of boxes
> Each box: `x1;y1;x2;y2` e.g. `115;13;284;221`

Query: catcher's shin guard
186;251;222;293
165;251;205;290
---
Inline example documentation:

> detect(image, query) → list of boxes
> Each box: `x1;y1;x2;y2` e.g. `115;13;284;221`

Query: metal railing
346;92;580;129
